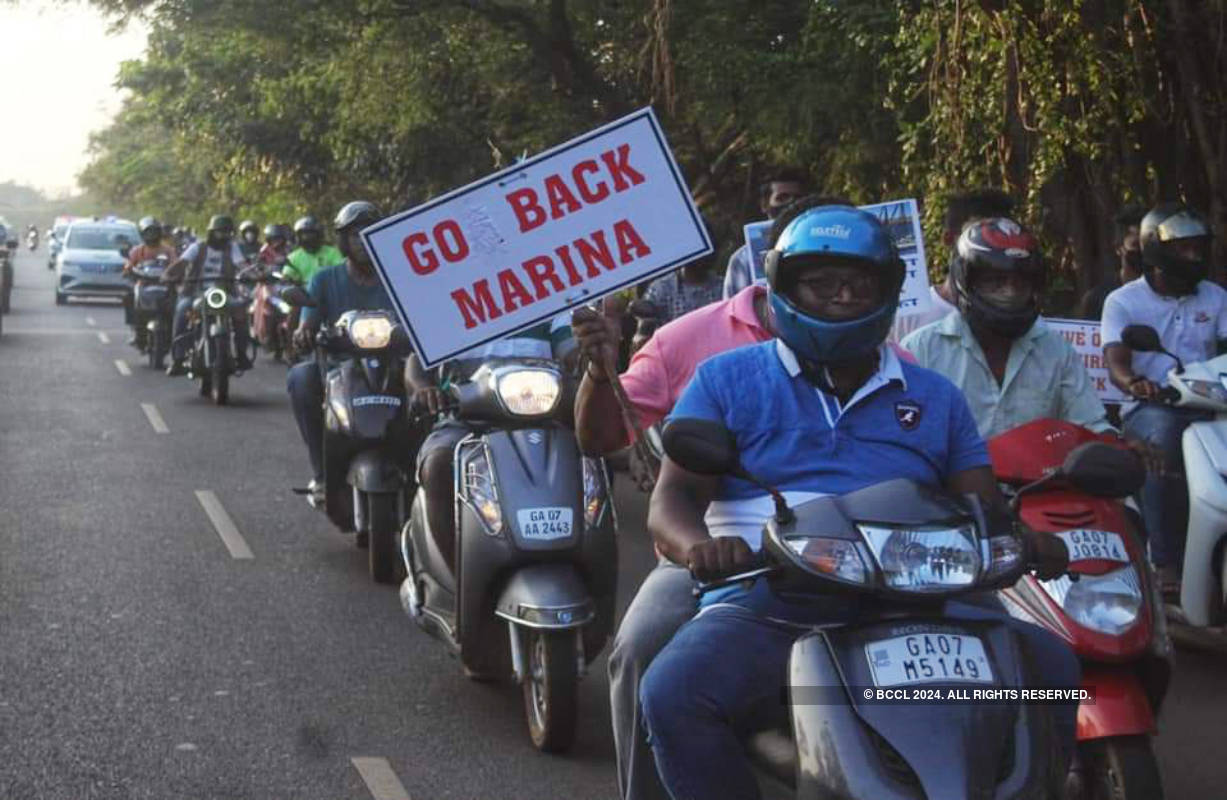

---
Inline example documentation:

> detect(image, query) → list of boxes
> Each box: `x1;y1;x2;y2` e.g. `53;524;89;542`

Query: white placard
362;107;712;367
745;197;932;316
1045;318;1127;403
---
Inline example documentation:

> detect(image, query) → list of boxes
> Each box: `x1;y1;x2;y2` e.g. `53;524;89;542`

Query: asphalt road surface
1;246;1224;799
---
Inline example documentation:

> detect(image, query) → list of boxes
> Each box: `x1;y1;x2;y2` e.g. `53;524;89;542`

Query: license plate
865;633;995;687
516;507;573;541
1057;529;1127;563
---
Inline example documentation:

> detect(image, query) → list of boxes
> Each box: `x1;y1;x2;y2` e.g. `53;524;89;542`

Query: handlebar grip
1156;386;1181;403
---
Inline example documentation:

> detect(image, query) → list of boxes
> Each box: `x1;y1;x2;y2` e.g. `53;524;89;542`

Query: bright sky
0;1;148;196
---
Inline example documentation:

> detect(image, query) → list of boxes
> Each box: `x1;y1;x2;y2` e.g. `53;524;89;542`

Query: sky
0;1;148;197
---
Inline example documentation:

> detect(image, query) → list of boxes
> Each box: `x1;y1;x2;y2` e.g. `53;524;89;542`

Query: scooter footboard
787;621;1061;799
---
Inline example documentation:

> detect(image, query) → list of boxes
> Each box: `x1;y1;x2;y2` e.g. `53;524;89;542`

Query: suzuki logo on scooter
527;431;544;445
895;401;922;431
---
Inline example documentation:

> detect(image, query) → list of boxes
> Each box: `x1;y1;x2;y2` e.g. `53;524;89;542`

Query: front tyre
367;492;402;584
211;348;230;405
1081;735;1163;800
521;628;579;753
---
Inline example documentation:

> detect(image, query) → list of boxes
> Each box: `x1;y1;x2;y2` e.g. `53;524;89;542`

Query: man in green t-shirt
283;215;344;285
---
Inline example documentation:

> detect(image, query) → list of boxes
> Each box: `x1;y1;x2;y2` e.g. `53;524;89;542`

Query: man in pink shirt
573;258;912;800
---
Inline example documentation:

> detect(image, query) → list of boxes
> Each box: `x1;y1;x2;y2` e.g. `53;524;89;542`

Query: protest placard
744;198;932;317
361;107;712;367
1045;317;1127;403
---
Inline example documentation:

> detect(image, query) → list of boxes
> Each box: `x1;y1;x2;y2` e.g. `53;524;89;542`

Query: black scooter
661;417;1087;799
401;358;617;753
128;256;174;369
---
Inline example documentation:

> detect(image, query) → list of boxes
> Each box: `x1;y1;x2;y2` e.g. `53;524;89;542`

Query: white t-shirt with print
180;241;248;278
1101;276;1227;383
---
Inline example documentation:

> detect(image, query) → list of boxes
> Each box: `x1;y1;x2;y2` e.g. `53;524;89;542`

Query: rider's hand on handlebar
571;304;622;381
685;537;756;582
412;385;450;415
292;326;315;352
1127;375;1163;400
1026;528;1070;581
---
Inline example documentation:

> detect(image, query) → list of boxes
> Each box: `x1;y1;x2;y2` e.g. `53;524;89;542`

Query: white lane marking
194;490;255;560
140;403;170;434
5;328;127;336
351;758;411;800
86;316;96;326
115;359;132;376
97;331;110;344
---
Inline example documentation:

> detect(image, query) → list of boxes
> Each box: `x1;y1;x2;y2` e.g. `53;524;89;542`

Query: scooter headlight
495;369;561;416
783;536;870;584
1039;566;1143;635
1185;378;1227;404
204;287;228;310
462;449;502;536
582;457;608;527
348;315;393;349
859;524;982;592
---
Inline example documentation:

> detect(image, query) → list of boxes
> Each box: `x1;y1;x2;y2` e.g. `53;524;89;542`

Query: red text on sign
505;144;646;234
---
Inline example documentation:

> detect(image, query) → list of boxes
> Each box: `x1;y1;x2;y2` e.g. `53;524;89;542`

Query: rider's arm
648;457;719;564
405;354;437;392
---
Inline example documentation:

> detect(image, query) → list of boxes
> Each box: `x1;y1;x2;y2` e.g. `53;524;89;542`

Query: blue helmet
764;205;904;366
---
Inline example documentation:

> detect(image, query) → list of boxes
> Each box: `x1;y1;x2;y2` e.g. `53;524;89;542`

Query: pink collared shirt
620;284;914;431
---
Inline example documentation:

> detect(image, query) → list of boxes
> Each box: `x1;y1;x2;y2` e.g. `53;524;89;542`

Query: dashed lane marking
351;758;412;800
194;490;254;560
86;316;96;326
115;359;131;376
140;403;169;434
97;331;110;344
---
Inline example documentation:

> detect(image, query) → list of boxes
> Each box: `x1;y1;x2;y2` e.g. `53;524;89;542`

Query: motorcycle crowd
28;179;1227;800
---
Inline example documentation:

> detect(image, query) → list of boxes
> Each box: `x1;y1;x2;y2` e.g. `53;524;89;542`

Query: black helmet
1140;202;1212;288
207;214;234;235
239;219;258;234
138;216;163;244
950;217;1044;339
263;223;290;242
293;215;322;235
334;201;382;259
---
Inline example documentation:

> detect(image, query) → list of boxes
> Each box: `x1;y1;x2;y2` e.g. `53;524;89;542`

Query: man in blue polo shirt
637;204;1077;800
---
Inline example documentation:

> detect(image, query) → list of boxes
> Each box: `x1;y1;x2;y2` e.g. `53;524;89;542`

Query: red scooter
990;419;1171;800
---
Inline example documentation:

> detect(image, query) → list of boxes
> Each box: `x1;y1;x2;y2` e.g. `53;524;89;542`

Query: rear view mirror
1062;442;1146;498
281;285;316;308
661;418;739;476
1121;325;1162;353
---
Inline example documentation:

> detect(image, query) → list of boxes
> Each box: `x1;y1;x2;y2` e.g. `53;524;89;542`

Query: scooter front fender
494;563;594;629
1075;666;1156;740
347;449;409;493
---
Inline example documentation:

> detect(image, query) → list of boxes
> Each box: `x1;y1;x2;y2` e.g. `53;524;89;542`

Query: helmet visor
1156;211;1211;242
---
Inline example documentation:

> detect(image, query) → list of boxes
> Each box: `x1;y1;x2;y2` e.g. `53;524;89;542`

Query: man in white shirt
904;217;1112;439
890;188;1014;342
1103;203;1227;592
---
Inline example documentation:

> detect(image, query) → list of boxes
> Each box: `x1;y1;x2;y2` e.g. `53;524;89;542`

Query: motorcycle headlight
495;369;561;416
204;287;228;310
859;524;982;592
462;449;502;536
1186;378;1227;404
348;316;393;349
582;457;608;527
783;536;870;584
1039;566;1143;635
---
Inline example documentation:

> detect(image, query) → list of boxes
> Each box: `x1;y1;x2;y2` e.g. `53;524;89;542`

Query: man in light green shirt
283;215;344;285
902;217;1111;438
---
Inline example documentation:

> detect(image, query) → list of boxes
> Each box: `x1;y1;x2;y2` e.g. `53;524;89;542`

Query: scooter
250;271;297;363
27;230;38;251
128;256;175;370
401;357;617;753
661;416;1092;799
990;418;1169;800
1118;324;1227;632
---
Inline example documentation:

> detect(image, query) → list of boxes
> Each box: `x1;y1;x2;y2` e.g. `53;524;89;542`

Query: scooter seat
746;728;795;788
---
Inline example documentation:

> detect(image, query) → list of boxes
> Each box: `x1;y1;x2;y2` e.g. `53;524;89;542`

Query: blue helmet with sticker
763;205;904;366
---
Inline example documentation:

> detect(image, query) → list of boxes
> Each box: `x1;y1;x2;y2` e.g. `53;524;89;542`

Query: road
0;246;1223;799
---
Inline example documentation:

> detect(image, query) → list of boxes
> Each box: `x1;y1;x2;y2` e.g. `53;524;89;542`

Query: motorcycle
250;270;297;363
400;357;617;753
1119;324;1227;633
174;272;261;405
990;418;1168;799
27;230;38;251
660;416;1097;799
127;256;175;369
282;284;420;582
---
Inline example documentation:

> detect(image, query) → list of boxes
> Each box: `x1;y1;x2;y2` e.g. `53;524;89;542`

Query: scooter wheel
1080;735;1163;800
522;628;579;753
366;492;403;584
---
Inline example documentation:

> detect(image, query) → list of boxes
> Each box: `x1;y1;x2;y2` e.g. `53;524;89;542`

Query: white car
55;219;140;305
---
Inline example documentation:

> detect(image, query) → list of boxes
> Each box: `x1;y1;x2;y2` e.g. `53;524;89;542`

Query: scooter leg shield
346;450;408;494
493;563;595;630
787;623;1061;799
1181;422;1227;626
1075;666;1156;740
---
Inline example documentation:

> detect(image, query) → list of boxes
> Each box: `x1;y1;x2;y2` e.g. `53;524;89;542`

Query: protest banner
361;107;712;367
1045;317;1127;403
744;198;932;316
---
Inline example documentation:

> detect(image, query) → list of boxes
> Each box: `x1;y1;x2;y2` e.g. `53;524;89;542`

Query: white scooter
1121;325;1227;633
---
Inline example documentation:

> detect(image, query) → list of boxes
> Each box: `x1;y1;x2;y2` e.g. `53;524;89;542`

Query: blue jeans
1123;403;1212;568
287;360;324;480
639;587;1080;800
